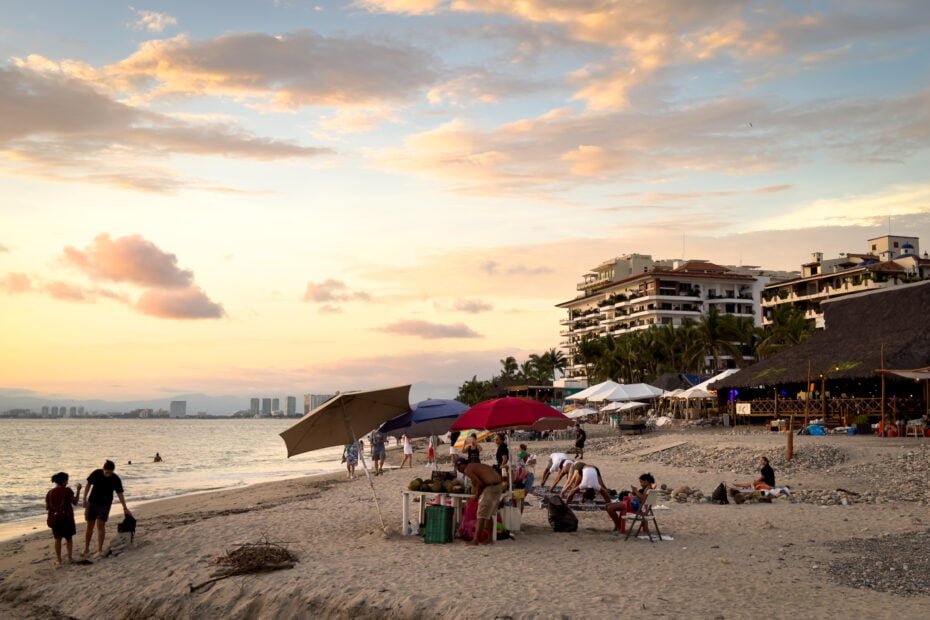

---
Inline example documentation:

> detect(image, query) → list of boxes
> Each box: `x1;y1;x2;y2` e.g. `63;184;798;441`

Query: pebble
827;529;930;596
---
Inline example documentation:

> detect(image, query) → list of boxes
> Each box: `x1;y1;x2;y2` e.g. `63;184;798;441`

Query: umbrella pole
340;401;388;533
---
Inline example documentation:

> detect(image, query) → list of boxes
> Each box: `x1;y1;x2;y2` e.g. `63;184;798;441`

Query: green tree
758;305;815;358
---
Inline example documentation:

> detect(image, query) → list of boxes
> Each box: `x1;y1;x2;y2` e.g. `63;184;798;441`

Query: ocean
0;418;344;533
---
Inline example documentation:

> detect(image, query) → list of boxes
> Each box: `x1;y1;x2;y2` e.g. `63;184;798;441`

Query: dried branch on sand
190;536;297;593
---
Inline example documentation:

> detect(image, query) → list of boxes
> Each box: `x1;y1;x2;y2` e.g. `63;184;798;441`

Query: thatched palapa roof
714;281;930;390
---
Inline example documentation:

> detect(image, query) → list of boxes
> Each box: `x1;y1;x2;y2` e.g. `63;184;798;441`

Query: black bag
546;495;578;532
117;513;137;534
711;482;729;505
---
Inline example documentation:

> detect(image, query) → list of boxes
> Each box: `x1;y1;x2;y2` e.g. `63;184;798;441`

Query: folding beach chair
624;489;663;542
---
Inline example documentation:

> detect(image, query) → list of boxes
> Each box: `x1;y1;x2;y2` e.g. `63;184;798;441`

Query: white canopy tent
565;380;623;401
601;400;648;412
565;407;597;419
671;369;740;400
588;383;665;402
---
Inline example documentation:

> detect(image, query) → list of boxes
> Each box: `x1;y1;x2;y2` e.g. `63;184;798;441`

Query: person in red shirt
46;472;81;566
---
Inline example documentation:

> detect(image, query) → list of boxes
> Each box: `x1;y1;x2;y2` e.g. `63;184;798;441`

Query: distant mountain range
0;390;250;416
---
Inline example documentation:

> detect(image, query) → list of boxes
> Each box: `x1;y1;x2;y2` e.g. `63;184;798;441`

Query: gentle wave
0;418;345;525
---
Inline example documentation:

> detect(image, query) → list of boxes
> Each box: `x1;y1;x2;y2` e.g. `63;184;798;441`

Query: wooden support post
787;415;794;461
880;343;886;437
804;360;811;426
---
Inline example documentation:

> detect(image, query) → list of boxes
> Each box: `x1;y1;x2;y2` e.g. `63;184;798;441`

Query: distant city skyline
2;2;930;400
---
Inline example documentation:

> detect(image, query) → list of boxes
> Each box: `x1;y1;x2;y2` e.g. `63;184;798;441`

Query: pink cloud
44;281;90;302
374;319;481;339
64;233;193;288
0;272;32;293
135;287;225;320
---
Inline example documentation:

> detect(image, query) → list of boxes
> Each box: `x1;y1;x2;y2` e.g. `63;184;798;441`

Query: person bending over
456;458;503;545
606;473;655;535
561;462;612;505
82;460;132;559
539;452;571;488
546;457;575;491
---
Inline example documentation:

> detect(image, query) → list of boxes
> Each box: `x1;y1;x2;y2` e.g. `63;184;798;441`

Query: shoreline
2;428;929;619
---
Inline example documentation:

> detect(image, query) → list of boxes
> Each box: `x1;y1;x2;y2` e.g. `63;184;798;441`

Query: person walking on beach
82;460;132;559
455;458;503;545
426;435;437;468
370;430;386;475
342;442;359;479
46;472;80;566
400;434;414;468
572;424;587;460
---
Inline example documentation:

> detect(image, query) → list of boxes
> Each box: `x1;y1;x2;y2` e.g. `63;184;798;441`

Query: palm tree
547;347;568;380
575;335;604;380
499;356;519;383
758;305;815;358
456;375;490;405
694;307;743;372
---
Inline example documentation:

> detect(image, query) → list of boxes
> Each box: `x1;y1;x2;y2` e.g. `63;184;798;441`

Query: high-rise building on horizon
41;406;49;416
285;396;297;416
250;398;260;416
261;398;272;415
169;401;187;418
272;397;280;412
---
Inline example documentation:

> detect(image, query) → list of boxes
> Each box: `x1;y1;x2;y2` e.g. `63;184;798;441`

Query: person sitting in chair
606;473;655;536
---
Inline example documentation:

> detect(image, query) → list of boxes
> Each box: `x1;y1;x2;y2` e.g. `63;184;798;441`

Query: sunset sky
2;1;930;403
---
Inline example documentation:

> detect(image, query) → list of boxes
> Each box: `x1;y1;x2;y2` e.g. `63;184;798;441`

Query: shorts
477;485;504;520
428;448;435;458
51;520;76;539
85;502;112;523
404;446;414;455
372;447;386;461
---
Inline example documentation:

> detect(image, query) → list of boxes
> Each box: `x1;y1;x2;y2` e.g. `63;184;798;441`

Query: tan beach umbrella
280;385;412;532
279;385;412;456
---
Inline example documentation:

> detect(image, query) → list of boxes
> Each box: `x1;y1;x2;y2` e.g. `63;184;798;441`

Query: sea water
0;418;344;532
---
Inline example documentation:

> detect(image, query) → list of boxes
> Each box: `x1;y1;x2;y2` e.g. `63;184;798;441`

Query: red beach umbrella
450;397;572;432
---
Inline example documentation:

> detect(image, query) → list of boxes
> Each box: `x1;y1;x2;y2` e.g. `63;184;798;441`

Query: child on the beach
45;472;81;566
426;435;436;468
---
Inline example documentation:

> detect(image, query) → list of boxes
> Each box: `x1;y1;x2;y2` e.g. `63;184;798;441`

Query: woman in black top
464;432;482;463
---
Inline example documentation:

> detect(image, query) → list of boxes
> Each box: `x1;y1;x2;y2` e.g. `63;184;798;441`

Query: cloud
75;31;439;109
44;281;92;302
757;184;930;230
355;0;442;15
135;287;226;319
0;272;32;293
452;299;493;313
0;243;8;252
480;261;552;276
0;65;327;192
373;86;930;198
63;234;194;288
374;319;481;339
132;9;177;33
302;279;371;303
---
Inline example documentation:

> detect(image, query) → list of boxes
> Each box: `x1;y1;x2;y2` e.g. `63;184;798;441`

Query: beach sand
2;427;929;619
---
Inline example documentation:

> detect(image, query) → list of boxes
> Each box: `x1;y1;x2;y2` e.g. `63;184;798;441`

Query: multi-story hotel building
556;255;783;380
762;235;930;328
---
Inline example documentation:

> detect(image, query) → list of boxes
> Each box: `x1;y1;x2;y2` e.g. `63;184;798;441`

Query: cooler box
424;505;454;544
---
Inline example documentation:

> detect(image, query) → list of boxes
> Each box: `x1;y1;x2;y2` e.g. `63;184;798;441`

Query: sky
2;0;930;404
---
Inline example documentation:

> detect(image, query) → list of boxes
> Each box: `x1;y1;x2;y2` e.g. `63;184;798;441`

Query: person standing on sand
572;424;586;460
82;460;131;559
370;430;387;475
448;430;461;464
342;442;359;479
463;432;481;464
46;472;80;566
400;434;414;468
455;458;503;545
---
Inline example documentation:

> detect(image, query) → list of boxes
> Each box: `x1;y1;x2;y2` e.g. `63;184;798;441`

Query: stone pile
640;443;847;475
668;485;705;503
840;446;930;505
826;529;930;596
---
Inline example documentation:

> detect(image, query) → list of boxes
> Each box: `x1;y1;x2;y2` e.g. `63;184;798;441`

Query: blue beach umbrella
378;398;469;438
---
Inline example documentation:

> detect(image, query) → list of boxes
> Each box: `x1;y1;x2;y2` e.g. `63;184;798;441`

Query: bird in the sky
748;122;753;127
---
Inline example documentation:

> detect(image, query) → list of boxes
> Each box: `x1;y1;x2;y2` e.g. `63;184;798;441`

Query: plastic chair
624;489;663;542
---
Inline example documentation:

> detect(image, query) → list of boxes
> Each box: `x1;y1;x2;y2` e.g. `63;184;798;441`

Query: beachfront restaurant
712;281;930;434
